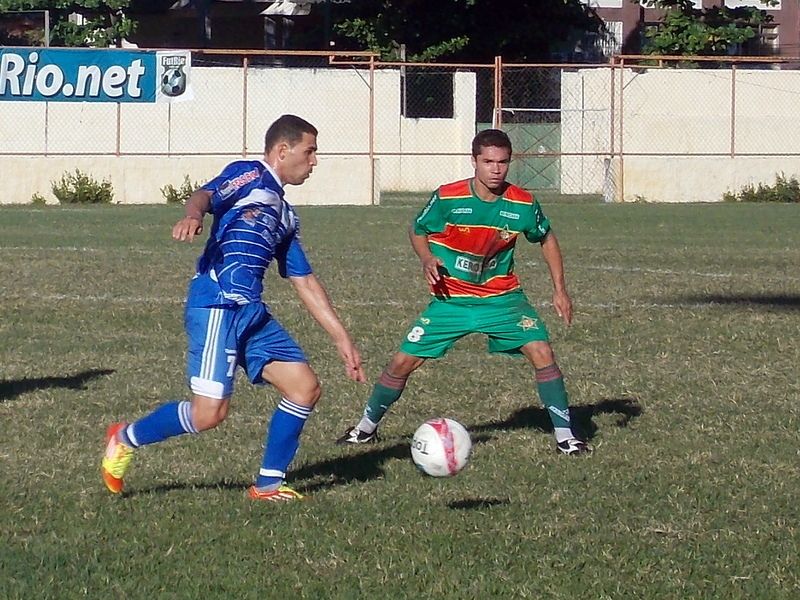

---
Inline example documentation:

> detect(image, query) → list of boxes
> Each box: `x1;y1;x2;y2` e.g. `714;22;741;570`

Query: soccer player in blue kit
102;114;366;501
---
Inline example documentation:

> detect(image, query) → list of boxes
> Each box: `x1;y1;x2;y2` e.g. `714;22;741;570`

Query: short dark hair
471;129;512;157
264;114;318;152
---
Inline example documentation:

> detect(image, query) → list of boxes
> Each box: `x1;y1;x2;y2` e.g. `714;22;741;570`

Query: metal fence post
242;55;249;157
369;53;376;205
493;55;502;128
730;63;736;158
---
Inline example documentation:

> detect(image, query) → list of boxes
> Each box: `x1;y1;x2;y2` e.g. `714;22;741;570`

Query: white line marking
0;246;170;255
582;264;734;279
0;291;736;311
3;247;796;281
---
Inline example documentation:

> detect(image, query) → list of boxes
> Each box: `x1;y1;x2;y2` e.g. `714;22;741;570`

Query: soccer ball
160;69;185;97
410;417;471;477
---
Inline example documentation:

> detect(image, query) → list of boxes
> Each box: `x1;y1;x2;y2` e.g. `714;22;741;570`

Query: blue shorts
184;302;307;399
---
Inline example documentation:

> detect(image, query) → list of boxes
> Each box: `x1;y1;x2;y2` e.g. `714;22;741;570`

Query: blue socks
121;401;199;447
255;398;313;490
118;397;311;492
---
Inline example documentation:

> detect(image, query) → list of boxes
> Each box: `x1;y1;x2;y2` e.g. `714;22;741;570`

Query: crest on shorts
517;315;538;330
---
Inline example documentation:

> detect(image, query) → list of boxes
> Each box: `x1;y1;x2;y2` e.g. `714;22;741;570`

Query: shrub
31;192;47;205
724;173;800;203
161;175;201;204
51;169;114;204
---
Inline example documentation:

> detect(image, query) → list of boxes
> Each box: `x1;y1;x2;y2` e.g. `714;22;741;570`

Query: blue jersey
186;160;312;308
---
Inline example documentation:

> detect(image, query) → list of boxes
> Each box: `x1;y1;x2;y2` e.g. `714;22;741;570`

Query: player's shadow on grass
124;398;642;497
292;398;641;494
123;480;251;498
0;368;115;402
121;433;493;498
448;497;510;510
469;396;642;441
291;433;495;495
675;293;800;311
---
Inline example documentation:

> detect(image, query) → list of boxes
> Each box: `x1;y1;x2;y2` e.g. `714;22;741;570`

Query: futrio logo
0;48;192;103
160;54;187;97
0;51;147;99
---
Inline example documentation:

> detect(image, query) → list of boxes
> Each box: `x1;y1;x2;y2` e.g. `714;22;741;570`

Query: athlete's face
276;132;318;186
472;144;511;196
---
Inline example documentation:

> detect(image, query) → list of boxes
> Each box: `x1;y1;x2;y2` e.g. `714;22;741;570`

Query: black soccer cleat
336;426;379;445
556;438;592;455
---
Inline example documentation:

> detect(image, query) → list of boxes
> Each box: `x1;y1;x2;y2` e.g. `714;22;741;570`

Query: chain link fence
3;50;800;203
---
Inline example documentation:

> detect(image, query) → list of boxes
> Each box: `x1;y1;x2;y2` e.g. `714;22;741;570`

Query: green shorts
398;291;550;358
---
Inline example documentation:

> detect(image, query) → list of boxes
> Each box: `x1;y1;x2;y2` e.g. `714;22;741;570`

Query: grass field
1;197;799;599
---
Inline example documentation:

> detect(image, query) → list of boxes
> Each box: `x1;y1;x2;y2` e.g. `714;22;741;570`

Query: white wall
12;61;800;204
562;67;800;202
0;66;477;205
377;70;477;192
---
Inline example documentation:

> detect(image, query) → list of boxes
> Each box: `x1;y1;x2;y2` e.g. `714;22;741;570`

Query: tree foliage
0;0;136;47
331;0;606;62
641;0;777;56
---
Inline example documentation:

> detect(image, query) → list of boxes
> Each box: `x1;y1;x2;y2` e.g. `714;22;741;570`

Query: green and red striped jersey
413;178;550;301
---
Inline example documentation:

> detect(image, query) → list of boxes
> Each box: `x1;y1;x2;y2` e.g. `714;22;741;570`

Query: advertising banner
0;48;192;103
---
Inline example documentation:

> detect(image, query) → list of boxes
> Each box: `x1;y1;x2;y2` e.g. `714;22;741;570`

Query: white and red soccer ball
411;417;472;477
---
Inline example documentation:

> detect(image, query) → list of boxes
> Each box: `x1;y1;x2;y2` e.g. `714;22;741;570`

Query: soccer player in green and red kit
337;128;590;455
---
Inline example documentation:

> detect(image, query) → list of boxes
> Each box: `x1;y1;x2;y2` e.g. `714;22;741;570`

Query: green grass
1;199;799;599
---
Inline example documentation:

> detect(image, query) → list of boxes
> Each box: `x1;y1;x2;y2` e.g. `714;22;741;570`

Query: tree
330;0;606;62
0;0;136;47
640;0;777;57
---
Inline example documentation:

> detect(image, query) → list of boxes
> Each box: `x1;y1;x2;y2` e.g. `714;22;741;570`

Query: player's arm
540;232;573;326
288;273;366;383
172;188;212;242
409;192;445;285
409;227;443;285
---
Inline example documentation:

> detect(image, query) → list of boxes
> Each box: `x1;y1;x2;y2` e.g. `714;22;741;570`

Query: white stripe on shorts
200;308;223;381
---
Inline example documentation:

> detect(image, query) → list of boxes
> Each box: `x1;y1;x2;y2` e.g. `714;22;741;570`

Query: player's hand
172;216;203;242
421;256;444;285
337;339;366;383
553;290;573;326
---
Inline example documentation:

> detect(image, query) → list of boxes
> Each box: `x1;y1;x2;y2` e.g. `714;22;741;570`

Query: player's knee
305;380;322;407
388;352;424;378
190;398;229;431
522;342;555;368
289;377;321;408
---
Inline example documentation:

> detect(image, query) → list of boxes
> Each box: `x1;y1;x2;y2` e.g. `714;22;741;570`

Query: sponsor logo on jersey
450;207;473;214
454;255;482;274
499;210;520;220
458;226;470;233
219;168;260;199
